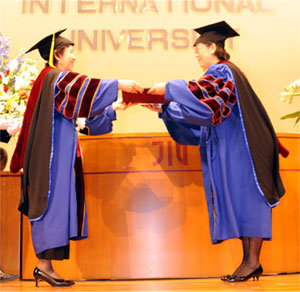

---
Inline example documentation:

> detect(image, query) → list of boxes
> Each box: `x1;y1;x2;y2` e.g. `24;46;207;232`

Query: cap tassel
48;33;57;68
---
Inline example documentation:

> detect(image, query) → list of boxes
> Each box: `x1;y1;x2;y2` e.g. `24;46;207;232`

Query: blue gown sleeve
53;71;118;119
164;79;213;127
80;106;116;136
164;63;237;127
159;103;201;145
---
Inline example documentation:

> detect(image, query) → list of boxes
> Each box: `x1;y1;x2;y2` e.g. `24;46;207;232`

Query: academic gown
11;67;118;255
159;61;285;244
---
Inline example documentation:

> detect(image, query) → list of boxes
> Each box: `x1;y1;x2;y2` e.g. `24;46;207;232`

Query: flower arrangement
0;32;38;121
280;78;300;125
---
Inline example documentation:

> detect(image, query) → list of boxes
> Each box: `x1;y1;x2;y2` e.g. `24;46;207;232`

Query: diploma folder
122;88;167;104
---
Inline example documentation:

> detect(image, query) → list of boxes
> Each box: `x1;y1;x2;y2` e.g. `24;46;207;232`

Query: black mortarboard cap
26;29;74;61
194;21;239;47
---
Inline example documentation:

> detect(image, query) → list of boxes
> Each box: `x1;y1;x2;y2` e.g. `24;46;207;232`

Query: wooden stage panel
80;134;202;173
263;171;300;273
0;172;21;276
277;134;299;170
4;133;300;279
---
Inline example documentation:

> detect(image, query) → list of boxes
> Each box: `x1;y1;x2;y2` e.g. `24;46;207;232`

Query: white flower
280;78;300;102
280;78;300;125
280;92;293;104
7;57;19;73
77;118;86;130
0;73;9;85
0;102;5;113
0;33;38;122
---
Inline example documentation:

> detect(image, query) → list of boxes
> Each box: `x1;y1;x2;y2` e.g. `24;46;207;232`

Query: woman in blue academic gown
144;21;287;282
10;29;142;287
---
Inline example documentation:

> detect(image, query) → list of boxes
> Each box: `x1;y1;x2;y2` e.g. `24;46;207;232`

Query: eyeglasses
194;45;207;51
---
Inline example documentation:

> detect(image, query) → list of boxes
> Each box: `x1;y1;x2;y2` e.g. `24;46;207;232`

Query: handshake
114;80;167;112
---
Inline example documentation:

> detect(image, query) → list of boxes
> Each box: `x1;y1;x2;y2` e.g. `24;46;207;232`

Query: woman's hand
148;82;166;95
76;118;86;131
112;98;137;111
0;119;14;130
7;121;21;135
0;118;22;135
142;104;162;113
118;80;143;93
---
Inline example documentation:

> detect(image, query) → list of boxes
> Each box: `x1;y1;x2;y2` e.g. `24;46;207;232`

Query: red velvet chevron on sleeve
55;72;101;119
78;78;101;118
188;75;237;126
55;71;79;113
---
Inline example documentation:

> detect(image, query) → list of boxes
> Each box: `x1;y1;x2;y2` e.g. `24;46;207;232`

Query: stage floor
0;274;299;292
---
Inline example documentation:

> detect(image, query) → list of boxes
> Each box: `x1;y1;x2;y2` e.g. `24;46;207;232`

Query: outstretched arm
147;63;237;127
54;71;142;119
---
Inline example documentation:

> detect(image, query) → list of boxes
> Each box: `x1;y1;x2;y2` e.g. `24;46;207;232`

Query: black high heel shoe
227;265;263;282
221;274;231;281
33;267;75;287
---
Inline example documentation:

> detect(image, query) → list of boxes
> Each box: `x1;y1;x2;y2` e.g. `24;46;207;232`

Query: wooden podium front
0;172;21;277
14;133;300;279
